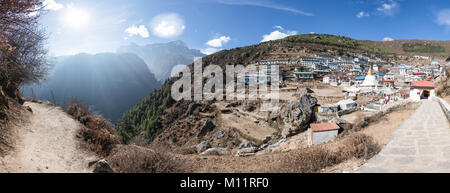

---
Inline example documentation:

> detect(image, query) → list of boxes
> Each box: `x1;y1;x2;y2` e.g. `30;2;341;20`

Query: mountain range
118;40;205;81
22;53;161;123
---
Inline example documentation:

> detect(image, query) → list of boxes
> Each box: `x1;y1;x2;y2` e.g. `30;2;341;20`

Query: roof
413;72;426;75
294;72;314;74
310;123;340;132
337;99;356;105
411;81;435;88
384;78;395;83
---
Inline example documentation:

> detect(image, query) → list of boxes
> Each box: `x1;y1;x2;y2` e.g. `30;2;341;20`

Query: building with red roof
383;78;395;88
309;122;340;145
410;81;435;101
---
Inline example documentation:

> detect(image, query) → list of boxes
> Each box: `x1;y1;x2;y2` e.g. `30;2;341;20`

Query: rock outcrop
200;147;229;156
198;120;215;137
196;141;211;153
90;159;114;173
271;94;318;138
243;100;257;112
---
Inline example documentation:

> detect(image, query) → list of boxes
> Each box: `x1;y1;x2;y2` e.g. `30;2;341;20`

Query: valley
2;30;450;173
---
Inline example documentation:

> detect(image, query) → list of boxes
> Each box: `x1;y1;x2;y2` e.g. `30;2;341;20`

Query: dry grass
0;94;29;155
177;146;197;155
348;102;417;134
107;144;189;173
436;67;450;97
66;100;121;156
275;133;380;173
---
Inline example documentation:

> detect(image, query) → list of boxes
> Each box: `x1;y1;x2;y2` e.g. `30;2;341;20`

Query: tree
0;0;49;95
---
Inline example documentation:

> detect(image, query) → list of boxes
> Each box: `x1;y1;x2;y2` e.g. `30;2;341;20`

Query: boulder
239;139;254;148
243;100;257;112
263;136;272;144
212;130;225;140
299;88;314;96
185;103;201;116
200;147;229;156
276;94;318;138
196;141;211;153
225;102;240;108
299;94;318;110
90;159;114;173
267;139;286;149
235;147;257;157
198;120;215;137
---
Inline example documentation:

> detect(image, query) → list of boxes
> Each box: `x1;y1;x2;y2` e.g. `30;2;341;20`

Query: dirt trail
0;102;98;173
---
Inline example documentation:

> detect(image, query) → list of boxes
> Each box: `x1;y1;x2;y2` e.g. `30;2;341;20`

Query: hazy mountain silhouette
117;40;205;81
22;53;161;123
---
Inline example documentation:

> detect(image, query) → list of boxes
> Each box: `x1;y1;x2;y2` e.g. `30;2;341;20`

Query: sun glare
64;7;90;29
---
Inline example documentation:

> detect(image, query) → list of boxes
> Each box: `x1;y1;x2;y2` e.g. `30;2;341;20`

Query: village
226;53;449;149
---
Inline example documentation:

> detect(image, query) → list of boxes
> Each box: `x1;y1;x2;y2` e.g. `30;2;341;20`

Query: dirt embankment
180;102;419;173
0;101;98;173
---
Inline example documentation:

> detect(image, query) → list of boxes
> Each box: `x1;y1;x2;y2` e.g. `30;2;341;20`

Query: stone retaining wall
433;97;450;122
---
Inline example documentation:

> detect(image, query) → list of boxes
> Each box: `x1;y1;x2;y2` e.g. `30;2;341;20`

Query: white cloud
383;37;394;41
356;11;370;18
43;0;64;11
150;13;186;38
436;9;450;27
125;25;149;38
377;0;399;16
201;47;221;55
215;0;314;16
261;30;297;42
274;25;284;30
206;36;231;47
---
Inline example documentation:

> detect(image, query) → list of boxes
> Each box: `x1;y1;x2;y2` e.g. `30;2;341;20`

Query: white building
337;99;357;111
409;81;435;101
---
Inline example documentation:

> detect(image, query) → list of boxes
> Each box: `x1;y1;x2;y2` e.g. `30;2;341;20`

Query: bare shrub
66;100;121;156
79;116;121;156
107;144;189;173
339;133;380;159
1;0;50;92
177;146;197;155
276;133;379;173
66;100;89;122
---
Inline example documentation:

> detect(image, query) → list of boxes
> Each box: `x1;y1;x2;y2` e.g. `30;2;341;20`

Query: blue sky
39;0;450;56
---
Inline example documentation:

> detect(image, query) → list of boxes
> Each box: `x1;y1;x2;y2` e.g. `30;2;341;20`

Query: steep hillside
116;34;396;145
274;34;396;56
365;39;450;57
117;41;205;81
22;53;161;123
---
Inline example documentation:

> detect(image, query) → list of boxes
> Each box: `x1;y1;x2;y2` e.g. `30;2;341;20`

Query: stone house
309;122;340;145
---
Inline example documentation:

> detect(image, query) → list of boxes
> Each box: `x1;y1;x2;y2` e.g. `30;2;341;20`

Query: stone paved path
358;100;450;173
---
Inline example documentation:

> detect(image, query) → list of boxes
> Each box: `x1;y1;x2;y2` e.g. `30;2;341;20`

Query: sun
64;7;90;29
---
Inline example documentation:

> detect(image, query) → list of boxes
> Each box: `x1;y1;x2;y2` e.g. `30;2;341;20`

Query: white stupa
361;64;378;87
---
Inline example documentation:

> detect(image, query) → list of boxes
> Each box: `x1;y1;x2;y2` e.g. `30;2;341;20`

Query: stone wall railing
432;96;450;122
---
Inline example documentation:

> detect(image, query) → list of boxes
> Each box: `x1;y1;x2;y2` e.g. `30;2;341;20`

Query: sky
38;0;450;56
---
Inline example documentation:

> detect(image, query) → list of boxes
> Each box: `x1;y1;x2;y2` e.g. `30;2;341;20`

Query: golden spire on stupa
367;64;374;76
